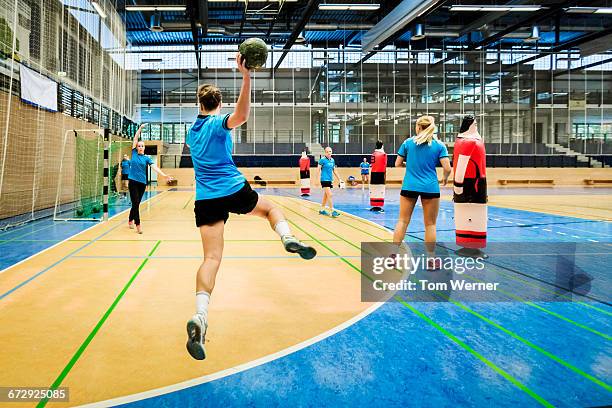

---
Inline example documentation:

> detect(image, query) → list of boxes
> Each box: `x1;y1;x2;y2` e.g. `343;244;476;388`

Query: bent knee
203;254;223;264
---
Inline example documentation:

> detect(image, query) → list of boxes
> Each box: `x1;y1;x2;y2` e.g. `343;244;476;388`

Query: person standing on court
360;157;370;190
128;123;171;234
120;154;130;198
185;53;317;361
393;116;452;262
318;146;342;218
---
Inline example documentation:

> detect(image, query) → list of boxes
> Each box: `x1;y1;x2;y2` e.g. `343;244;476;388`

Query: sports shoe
136;225;143;234
319;209;330;216
186;313;207;360
282;235;317;260
331;210;341;218
128;221;134;229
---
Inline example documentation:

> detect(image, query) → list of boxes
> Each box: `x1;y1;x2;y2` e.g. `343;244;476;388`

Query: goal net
54;129;105;221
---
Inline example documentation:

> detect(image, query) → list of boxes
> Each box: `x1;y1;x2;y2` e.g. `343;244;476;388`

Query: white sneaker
186;313;207;360
282;235;317;260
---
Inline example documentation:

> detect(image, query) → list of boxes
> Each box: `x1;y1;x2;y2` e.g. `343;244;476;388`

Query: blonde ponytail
413;115;438;145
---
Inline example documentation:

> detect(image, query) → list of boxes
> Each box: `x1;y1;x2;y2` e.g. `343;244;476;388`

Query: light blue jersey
397;137;448;193
128;149;153;184
319;157;335;182
360;162;370;174
188;114;245;200
121;159;130;174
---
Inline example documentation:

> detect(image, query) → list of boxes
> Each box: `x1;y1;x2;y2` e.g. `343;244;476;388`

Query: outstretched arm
150;164;170;180
227;54;251;129
132;124;146;150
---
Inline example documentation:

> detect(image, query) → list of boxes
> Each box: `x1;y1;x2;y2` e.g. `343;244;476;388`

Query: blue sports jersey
188;114;246;200
397;137;448;193
360;162;370;174
129;149;153;184
121;159;130;174
319;157;335;182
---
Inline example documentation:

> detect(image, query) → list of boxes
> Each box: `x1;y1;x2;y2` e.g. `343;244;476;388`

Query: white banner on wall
19;64;58;112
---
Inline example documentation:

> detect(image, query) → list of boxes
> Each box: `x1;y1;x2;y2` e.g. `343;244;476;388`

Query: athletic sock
196;291;210;322
274;220;292;238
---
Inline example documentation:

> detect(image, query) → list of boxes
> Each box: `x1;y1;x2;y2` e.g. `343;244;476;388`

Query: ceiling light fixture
566;7;612;13
449;5;544;12
150;13;163;32
125;5;187;11
527;25;540;41
319;3;380;11
91;1;107;19
411;24;425;41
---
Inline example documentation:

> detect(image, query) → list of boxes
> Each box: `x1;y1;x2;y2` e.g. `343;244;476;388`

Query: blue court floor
0;188;610;407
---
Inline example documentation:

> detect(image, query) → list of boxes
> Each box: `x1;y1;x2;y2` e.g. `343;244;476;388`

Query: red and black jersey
299;157;310;172
299;157;310;179
453;137;487;204
370;150;387;185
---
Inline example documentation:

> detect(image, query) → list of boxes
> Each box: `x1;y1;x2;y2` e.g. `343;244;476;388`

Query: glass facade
133;46;612;156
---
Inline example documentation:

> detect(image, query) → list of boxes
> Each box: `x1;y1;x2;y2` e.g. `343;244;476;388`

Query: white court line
75;301;385;408
0;191;167;275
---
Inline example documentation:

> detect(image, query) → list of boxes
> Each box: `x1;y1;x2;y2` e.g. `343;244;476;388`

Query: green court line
463;274;611;340
275;198;611;393
492;268;612;317
37;240;161;408
182;194;194;209
299;200;612;317
438;293;611;391
279;204;553;408
393;296;554;408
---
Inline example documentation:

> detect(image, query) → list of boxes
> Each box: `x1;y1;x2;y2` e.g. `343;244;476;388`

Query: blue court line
0;223;122;300
0;193;167;301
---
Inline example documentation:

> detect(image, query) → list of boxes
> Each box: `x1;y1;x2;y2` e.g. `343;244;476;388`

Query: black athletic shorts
121;174;129;181
321;181;333;188
400;190;440;199
194;181;259;226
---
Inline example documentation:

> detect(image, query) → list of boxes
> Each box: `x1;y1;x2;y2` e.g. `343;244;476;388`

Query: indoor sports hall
0;1;610;407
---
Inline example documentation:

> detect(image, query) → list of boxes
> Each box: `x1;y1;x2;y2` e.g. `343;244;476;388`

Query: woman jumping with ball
185;53;317;360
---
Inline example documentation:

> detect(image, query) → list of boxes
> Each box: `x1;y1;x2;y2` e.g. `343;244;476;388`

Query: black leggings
128;180;147;225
